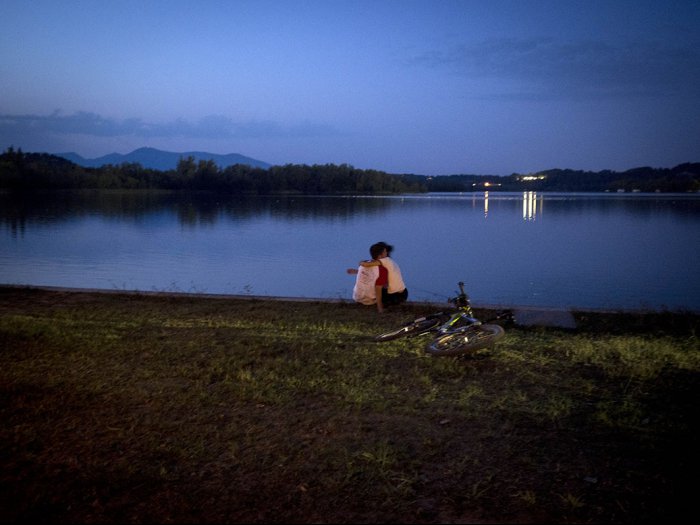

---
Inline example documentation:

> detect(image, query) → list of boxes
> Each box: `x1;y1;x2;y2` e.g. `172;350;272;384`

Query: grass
0;286;698;523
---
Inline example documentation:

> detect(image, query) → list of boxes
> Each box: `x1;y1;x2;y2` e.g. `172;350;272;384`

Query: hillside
56;147;271;170
2;147;698;193
417;163;700;193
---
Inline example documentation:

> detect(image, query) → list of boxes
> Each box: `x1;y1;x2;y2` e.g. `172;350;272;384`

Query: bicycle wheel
425;324;505;356
374;316;444;342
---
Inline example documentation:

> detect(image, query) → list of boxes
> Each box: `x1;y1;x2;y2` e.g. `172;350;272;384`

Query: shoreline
1;282;695;314
3;283;698;331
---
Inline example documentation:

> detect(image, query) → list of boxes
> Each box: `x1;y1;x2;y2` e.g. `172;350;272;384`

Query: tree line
1;148;698;193
0;148;425;194
417;165;700;193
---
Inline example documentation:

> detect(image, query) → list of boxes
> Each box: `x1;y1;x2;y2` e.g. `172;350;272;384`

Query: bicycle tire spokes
426;324;505;357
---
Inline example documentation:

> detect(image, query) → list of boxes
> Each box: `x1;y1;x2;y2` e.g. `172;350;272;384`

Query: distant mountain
56;147;271;171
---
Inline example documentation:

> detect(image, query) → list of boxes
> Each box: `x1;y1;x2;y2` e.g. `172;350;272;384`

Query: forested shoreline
1;148;698;194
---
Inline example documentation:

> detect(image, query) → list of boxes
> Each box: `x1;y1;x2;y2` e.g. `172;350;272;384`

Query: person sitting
346;263;379;305
349;241;408;313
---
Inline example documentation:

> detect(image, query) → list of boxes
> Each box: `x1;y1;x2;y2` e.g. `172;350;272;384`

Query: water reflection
0;191;400;237
2;190;699;235
2;190;699;311
522;191;542;220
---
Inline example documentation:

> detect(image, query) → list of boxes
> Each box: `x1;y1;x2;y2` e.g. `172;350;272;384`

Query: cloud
0;112;339;140
412;37;700;100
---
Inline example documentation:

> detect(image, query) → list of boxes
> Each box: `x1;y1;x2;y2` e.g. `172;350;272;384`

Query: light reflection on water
1;190;699;312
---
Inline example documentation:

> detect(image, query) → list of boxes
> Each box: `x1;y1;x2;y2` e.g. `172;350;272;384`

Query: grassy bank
1;287;698;523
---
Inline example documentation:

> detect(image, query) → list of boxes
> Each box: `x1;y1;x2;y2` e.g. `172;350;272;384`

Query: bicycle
374;281;511;356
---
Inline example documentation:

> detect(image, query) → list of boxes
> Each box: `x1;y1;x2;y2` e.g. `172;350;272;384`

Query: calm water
1;190;699;312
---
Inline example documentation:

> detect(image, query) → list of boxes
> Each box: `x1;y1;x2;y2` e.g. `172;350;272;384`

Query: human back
379;255;405;294
352;265;379;305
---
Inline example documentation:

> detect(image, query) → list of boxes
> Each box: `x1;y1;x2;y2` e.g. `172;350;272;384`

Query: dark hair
377;241;393;254
370;243;385;259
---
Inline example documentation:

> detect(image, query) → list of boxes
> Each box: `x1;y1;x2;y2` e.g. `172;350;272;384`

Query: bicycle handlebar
448;282;470;307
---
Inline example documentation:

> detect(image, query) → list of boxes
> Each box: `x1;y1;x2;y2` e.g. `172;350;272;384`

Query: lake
1;190;699;312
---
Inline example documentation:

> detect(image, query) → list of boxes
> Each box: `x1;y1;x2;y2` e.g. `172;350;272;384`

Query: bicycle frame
435;282;482;335
436;310;481;334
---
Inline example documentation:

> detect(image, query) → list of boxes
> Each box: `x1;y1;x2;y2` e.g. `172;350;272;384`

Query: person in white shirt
348;263;379;305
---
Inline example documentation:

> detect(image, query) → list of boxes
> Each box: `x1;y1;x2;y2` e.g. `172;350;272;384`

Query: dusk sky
1;0;698;175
